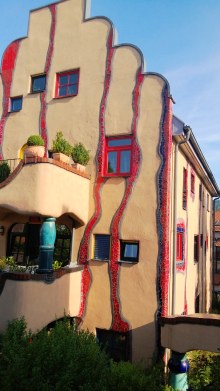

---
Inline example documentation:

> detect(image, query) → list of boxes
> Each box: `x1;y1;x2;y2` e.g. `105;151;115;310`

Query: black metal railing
0;158;21;183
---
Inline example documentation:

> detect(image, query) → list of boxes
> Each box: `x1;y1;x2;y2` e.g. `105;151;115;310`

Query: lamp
0;226;4;235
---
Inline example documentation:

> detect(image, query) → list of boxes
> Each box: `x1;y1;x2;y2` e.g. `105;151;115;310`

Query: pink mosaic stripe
160;90;172;317
0;40;21;159
78;29;114;319
110;67;144;332
40;4;56;153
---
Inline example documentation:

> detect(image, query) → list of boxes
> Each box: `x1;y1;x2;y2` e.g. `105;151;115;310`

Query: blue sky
0;0;220;186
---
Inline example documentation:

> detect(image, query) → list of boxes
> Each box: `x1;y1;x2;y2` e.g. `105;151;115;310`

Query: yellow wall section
105;46;141;135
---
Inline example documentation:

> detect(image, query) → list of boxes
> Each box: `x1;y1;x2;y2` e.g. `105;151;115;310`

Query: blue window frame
10;96;23;112
31;74;46;93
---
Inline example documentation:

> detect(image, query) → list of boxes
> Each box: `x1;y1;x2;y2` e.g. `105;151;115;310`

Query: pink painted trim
160;92;172;317
0;40;21;159
40;4;56;153
110;68;144;332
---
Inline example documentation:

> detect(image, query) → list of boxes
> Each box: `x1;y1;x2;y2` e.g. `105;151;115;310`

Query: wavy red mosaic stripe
78;29;114;319
40;4;56;153
110;67;144;332
0;40;21;159
160;90;172;317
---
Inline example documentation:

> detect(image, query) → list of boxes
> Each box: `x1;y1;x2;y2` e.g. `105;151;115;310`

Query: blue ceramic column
168;351;190;391
38;217;56;273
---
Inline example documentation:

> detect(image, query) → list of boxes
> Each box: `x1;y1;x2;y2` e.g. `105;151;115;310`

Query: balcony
0;266;83;333
0;157;90;225
160;314;220;353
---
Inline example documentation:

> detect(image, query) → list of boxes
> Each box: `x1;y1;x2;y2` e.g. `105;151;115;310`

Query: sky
0;0;220;186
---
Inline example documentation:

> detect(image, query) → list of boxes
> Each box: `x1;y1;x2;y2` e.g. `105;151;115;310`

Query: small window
96;328;130;362
31;74;46;93
94;234;110;260
10;96;23;112
105;137;132;176
194;235;199;263
120;241;139;263
191;172;195;194
55;70;79;98
182;168;187;210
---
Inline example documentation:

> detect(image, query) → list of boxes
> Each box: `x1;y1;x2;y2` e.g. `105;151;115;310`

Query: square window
55;70;79;98
10;96;23;112
120;241;139;263
94;234;110;260
31;74;46;93
105;137;132;177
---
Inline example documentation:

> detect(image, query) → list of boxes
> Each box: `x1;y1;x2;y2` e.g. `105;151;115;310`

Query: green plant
0;257;7;270
52;260;63;270
0;161;11;183
52;131;73;156
27;135;44;146
71;142;90;166
187;350;220;390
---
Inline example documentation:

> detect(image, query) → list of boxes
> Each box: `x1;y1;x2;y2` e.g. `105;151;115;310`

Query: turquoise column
37;217;56;273
168;351;189;391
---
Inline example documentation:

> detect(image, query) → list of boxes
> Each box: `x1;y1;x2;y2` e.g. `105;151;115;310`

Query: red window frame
177;232;183;261
104;136;132;177
55;69;79;98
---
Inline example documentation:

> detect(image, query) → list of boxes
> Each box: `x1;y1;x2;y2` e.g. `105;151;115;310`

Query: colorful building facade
0;0;219;365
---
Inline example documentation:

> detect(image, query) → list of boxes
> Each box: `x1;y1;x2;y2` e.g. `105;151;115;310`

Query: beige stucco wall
0;162;90;224
0;0;166;364
169;142;213;316
0;269;82;332
0;0;215;365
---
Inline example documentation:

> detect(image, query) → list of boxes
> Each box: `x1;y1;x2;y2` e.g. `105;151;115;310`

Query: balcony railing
0;158;21;181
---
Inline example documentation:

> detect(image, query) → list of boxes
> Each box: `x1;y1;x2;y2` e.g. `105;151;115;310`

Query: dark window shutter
94;235;110;260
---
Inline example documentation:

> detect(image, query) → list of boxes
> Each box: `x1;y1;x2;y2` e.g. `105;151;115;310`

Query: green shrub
187;350;220;390
52;131;73;156
0;161;11;183
72;142;90;166
27;135;44;146
0;317;172;391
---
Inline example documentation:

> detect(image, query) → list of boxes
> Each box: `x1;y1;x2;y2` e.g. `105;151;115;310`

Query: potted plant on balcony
25;135;45;159
51;132;73;164
0;161;11;183
71;142;90;172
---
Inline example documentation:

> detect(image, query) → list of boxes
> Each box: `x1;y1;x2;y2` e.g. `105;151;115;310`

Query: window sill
118;260;138;264
53;94;78;100
90;258;109;263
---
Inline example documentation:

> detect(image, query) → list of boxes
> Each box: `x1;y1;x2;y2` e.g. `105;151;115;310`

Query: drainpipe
172;125;191;315
212;197;220;304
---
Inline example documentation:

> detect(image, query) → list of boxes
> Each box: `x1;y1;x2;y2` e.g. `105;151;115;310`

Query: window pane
94;235;110;260
59;75;68;85
124;243;138;258
69;73;79;83
108;139;131;147
11;97;22;112
32;75;46;92
68;84;77;95
108;152;117;173
120;151;131;173
58;86;67;96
